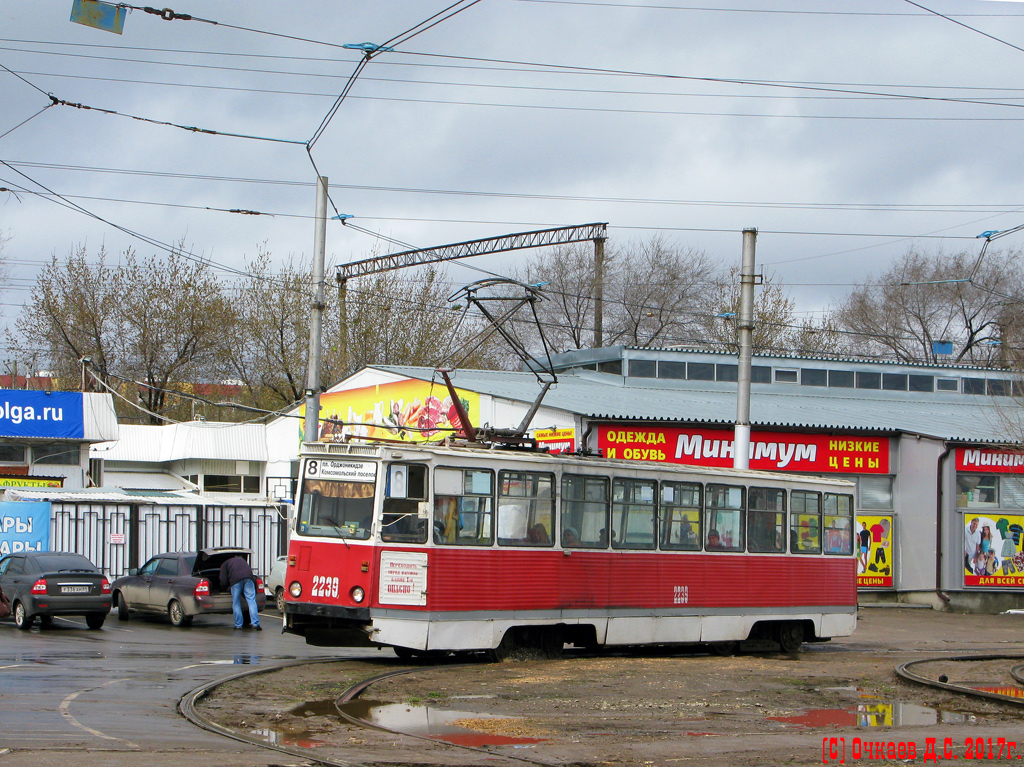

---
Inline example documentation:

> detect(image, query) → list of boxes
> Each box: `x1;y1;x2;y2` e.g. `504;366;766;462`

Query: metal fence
49;501;286;579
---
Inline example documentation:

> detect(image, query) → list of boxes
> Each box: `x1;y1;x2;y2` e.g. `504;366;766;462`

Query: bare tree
608;235;716;347
17;243;232;423
15;244;124;389
224;247;317;413
515;234;715;352
518;242;598;352
835;248;1023;365
694;267;836;355
118;247;233;421
345;266;504;373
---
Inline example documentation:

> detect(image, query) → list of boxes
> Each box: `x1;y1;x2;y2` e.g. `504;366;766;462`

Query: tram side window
561;475;609;548
612;478;657;550
433;467;494;546
660;481;701;551
297;478;375;540
748;487;785;553
791;490;822;554
705;484;744;551
823;493;854;555
380;464;428;544
497;471;555;546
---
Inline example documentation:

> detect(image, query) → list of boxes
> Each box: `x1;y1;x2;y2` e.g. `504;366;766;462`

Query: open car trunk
193;548;253;596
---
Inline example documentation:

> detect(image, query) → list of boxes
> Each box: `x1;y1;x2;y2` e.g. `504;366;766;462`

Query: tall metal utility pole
593;235;606;348
303;175;328;443
734;228;757;470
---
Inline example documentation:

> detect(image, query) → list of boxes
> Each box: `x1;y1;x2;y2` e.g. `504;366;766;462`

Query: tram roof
301;439;854;487
371;365;1018;444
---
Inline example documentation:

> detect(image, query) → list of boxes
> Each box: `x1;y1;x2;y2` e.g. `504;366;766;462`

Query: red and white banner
534;427;575;454
597;426;889;474
956;448;1024;474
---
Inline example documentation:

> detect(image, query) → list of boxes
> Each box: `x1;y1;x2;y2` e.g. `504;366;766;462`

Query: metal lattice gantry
334;222;608;281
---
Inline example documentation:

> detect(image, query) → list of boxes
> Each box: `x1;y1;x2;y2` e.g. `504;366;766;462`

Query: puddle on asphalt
250;726;326;749
343;698;547;747
767;701;981;728
966;684;1024;699
255;698;546;748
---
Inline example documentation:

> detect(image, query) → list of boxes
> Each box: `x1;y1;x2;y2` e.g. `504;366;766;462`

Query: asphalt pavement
0;606;369;767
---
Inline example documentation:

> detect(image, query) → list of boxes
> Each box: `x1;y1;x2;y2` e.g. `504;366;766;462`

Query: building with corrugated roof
269;347;1024;612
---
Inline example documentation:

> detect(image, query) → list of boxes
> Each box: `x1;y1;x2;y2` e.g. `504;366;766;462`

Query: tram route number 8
311;575;339;598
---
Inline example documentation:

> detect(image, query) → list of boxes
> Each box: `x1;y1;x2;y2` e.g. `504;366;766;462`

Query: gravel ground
199;607;1024;766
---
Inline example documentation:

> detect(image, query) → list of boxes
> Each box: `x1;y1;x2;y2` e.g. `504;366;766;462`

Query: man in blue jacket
219;555;261;631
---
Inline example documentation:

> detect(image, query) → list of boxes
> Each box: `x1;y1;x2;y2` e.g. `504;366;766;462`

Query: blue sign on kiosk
0;391;84;440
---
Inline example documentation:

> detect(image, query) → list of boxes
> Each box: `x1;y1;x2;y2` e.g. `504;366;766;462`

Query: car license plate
61;586;89;594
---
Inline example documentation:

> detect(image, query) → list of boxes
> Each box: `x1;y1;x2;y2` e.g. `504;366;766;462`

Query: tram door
558;474;612;608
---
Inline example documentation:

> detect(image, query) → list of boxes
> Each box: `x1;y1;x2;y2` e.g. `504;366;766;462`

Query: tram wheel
488;630;517;662
541;627;564;659
710;641;738;656
393;646;419;661
777;623;804;653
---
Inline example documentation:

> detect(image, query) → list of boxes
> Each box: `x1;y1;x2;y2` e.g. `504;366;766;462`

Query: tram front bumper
283;601;374;647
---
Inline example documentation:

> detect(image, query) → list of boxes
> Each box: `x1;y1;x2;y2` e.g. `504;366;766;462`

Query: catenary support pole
594;236;606;348
734;228;757;470
304;175;328;443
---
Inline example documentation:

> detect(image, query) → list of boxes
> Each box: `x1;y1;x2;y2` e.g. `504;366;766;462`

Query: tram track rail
178;655;561;767
896;654;1024;708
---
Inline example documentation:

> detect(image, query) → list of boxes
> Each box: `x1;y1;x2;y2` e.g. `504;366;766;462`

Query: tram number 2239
311;575;340;599
673;585;689;605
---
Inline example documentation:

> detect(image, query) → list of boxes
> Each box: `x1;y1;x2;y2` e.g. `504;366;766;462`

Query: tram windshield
297;477;375;540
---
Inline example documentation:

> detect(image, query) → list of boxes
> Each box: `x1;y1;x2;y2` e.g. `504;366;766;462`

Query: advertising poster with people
962;513;1024;587
856;514;893;588
299;379;479;445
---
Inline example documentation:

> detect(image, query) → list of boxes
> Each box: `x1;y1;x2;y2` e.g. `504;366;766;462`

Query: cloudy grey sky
3;0;1024;348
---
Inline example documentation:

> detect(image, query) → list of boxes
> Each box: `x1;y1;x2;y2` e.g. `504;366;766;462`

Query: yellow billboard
299;379;479;445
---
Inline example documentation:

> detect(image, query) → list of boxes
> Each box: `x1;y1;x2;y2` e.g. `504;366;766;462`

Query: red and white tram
282;440;857;657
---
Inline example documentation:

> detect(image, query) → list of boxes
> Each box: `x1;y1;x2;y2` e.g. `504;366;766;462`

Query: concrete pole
337;276;348;376
304;175;328;444
734;228;757;470
594;237;605;348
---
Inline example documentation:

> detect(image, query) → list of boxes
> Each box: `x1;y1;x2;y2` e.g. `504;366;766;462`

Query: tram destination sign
304;459;377;483
597;426;889;474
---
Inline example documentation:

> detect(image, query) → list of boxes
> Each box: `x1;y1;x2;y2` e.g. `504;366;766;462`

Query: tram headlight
289;581;302;599
350;586;365;603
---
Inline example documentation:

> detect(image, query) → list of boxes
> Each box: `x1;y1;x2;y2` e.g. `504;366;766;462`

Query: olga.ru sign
597;426;889;474
0;391;84;439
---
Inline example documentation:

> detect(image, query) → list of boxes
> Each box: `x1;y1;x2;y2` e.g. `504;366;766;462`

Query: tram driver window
705;484;744;551
660;481;701;551
433;467;494;546
297;477;375;540
791;490;822;554
497;471;554;547
747;487;785;553
561;475;609;548
823;493;854;555
381;464;428;544
611;478;657;550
